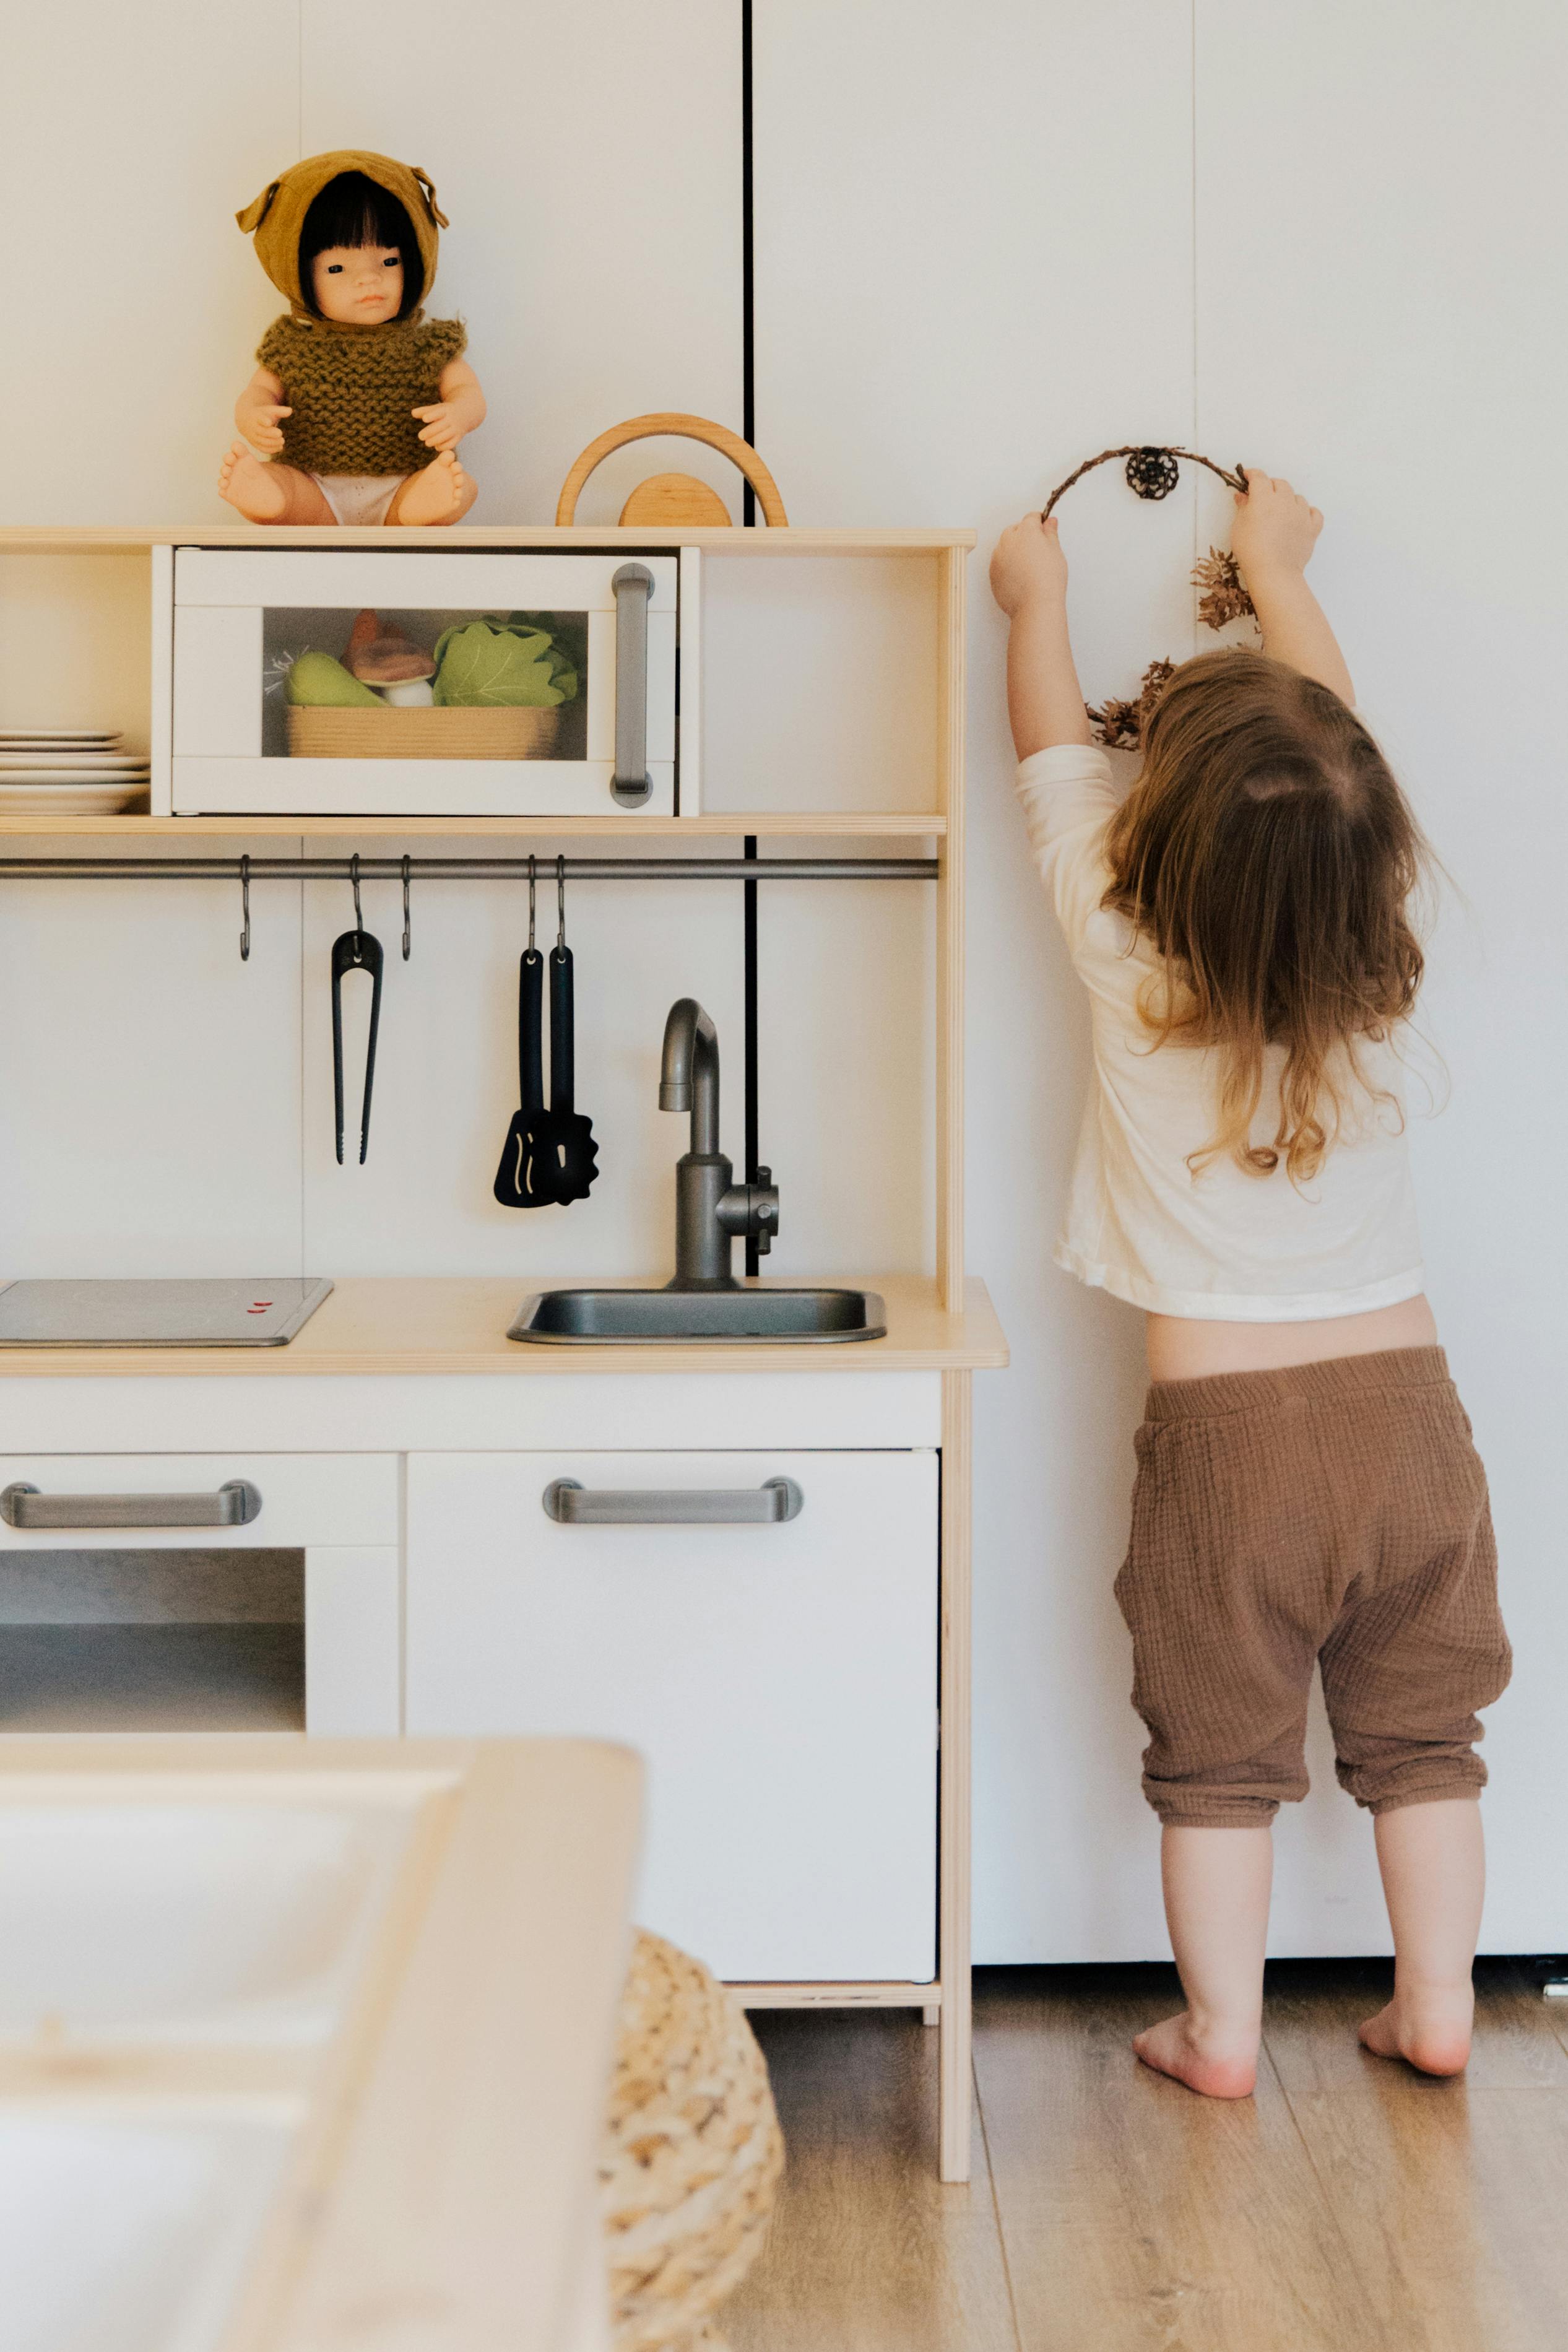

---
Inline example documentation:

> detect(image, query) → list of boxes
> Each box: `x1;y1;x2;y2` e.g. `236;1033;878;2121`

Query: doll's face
311;243;404;325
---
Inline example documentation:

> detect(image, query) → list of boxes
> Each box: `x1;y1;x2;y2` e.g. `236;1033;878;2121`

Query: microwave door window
260;609;590;760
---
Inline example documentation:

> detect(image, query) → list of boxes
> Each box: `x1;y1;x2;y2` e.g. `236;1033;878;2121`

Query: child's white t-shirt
1016;743;1426;1322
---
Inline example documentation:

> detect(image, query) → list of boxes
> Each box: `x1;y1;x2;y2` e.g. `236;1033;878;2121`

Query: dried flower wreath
1041;445;1260;750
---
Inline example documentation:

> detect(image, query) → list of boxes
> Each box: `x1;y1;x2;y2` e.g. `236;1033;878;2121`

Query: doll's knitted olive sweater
256;311;467;477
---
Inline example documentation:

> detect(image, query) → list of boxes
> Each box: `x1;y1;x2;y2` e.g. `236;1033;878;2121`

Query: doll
220;150;485;527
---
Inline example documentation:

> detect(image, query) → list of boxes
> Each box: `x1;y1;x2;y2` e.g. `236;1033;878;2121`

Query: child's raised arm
1231;469;1356;706
989;514;1093;759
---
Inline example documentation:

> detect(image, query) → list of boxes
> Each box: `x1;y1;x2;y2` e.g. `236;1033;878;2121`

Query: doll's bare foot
1133;2011;1258;2099
219;441;289;521
389;449;475;527
1359;1985;1473;2077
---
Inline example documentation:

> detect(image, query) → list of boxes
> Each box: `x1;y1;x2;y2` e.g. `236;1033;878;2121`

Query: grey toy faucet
659;999;779;1289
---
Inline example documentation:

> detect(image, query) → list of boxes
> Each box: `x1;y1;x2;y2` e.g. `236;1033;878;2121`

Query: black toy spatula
493;948;553;1207
524;944;599;1204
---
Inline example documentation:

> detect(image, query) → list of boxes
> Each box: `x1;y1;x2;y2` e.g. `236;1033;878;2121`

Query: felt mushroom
345;609;438;685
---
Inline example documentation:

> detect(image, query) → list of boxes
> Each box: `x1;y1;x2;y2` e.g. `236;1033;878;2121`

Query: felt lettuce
432;617;579;708
285;650;382;707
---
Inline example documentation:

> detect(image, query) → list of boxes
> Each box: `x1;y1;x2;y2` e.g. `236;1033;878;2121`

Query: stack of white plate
0;730;150;816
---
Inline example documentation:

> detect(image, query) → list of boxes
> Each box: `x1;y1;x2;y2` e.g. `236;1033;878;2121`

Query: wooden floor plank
723;2008;1020;2352
971;1964;1378;2352
1262;1958;1568;2352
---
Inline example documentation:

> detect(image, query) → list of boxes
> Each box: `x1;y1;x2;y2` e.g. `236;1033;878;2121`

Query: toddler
990;472;1510;2096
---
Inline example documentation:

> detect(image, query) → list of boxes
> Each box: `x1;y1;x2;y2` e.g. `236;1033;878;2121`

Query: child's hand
1230;469;1323;583
990;513;1068;617
412;402;465;452
239;404;290;456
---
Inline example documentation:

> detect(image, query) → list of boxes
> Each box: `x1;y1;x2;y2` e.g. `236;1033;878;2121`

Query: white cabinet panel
305;1547;401;1737
405;1449;937;1982
172;606;262;760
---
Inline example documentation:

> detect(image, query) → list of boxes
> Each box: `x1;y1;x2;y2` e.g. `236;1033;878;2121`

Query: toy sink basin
508;1286;887;1344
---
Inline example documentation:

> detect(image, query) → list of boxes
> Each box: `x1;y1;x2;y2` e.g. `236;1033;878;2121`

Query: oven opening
0;1551;306;1732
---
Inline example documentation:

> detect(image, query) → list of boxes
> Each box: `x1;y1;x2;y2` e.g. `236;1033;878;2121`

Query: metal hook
401;854;412;961
350;853;364;934
238;854;251;962
527;854;537;953
556;854;566;950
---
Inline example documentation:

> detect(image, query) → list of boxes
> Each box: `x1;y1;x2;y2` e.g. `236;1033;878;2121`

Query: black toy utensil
331;922;383;1165
493;948;553;1207
526;944;599;1204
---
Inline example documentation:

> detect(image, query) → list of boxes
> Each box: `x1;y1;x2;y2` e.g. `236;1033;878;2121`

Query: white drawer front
0;1456;397;1550
405;1450;938;1983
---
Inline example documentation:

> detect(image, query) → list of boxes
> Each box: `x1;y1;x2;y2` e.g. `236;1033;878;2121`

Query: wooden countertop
0;1274;1008;1379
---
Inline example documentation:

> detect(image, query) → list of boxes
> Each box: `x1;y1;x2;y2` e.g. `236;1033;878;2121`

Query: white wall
2;1;1564;1959
756;0;1568;1959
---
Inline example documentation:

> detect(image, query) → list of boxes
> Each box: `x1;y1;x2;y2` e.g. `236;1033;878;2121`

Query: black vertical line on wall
741;0;761;1274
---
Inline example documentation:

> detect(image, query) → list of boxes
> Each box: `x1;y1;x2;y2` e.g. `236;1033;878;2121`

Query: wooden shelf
0;809;945;839
0;523;976;556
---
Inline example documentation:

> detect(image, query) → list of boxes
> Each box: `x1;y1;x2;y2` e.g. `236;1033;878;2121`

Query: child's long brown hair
1101;649;1429;1184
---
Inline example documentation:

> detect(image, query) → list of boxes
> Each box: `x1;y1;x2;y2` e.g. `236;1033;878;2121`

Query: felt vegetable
345;608;438;684
431;617;578;708
285;650;383;706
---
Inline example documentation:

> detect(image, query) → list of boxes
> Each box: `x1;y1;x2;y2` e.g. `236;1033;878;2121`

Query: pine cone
1192;547;1256;630
1088;695;1141;749
1124;447;1180;501
1088;657;1179;752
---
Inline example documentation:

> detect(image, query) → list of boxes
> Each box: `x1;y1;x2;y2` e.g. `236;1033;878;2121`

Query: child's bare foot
390;449;474;526
1133;2011;1258;2099
1358;1985;1473;2076
218;440;288;521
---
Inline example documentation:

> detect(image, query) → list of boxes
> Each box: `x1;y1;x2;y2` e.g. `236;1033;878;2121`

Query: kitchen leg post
935;544;967;1316
938;1367;973;2180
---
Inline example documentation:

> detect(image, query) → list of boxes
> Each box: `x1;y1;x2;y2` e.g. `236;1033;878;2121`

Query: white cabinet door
405;1450;937;1983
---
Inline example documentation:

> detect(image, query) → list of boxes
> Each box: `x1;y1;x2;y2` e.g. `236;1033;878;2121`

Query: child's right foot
218;441;288;521
1133;2011;1258;2099
1358;1986;1473;2076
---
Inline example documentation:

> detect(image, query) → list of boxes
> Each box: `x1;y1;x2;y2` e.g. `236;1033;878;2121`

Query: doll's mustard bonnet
236;150;448;314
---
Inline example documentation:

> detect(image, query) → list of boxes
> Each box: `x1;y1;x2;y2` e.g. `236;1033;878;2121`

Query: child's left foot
1133;2011;1258;2099
1358;1988;1472;2076
391;449;473;526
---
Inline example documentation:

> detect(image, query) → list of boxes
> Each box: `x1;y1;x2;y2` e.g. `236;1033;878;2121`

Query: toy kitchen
0;463;1002;2180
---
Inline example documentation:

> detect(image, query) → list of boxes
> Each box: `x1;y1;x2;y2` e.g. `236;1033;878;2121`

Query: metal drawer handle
542;1477;802;1527
610;563;654;807
0;1480;262;1531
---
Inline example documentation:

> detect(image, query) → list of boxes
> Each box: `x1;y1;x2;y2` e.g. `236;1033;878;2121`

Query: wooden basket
288;705;563;762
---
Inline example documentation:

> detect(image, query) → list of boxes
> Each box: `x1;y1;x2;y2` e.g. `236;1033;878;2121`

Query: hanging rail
0;855;937;883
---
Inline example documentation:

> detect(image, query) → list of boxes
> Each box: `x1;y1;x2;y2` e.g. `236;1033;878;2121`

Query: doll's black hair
298;170;425;318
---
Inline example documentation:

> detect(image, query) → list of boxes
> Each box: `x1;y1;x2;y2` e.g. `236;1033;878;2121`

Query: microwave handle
610;563;654;806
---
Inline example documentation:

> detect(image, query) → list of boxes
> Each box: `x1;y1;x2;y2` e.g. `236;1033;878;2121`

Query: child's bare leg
1359;1799;1483;2076
218;444;333;524
1133;1825;1272;2099
386;450;477;527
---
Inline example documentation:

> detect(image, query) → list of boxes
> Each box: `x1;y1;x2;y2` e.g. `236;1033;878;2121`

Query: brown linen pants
1114;1347;1510;1827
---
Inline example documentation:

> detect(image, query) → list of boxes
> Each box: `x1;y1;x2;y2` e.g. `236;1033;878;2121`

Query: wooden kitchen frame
0;522;989;2181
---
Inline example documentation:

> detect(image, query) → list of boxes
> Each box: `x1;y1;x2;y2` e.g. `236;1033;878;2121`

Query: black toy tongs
331;856;384;1165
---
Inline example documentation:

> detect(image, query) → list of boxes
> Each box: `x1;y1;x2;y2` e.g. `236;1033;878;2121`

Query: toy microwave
155;547;696;817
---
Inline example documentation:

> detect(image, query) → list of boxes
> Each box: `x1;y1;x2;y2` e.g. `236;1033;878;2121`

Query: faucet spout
659;998;721;1156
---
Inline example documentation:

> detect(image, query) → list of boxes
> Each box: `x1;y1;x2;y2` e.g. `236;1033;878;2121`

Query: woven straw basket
602;1932;784;2352
287;705;562;761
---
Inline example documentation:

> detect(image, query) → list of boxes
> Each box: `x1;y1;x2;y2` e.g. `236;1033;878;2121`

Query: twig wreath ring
1040;443;1256;750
